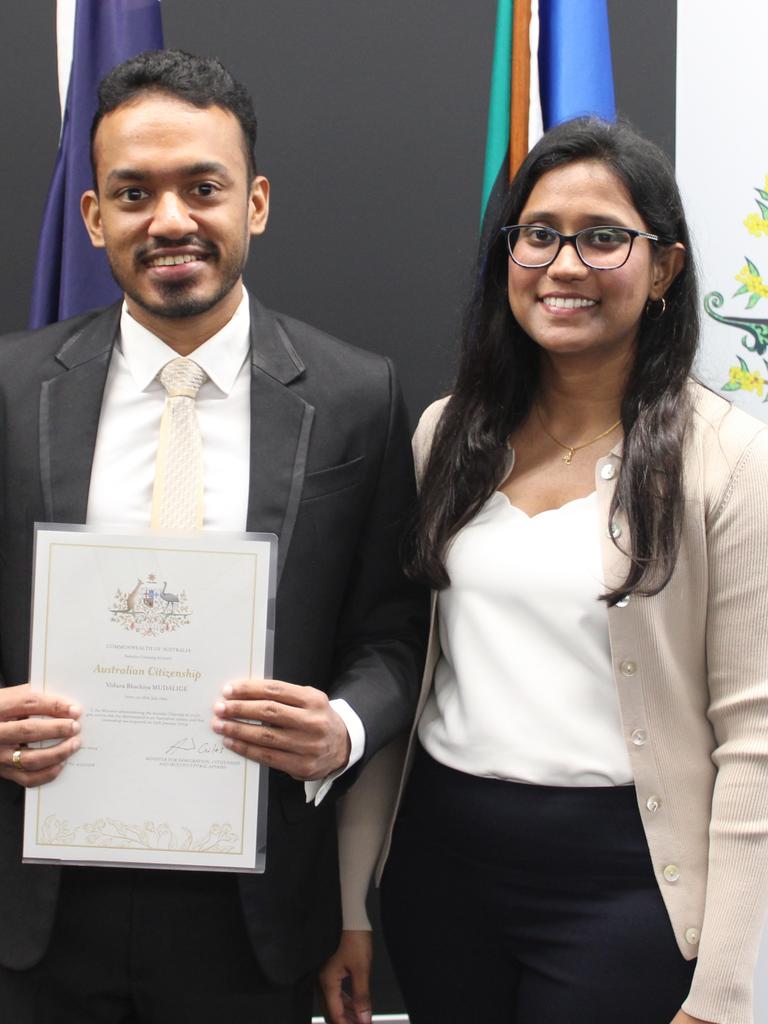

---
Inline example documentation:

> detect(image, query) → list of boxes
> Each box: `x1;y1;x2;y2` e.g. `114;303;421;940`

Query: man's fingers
214;697;309;729
1;735;81;774
212;713;324;755
0;716;80;748
19;694;81;719
0;763;64;788
0;733;81;787
213;681;349;778
221;678;324;709
217;737;328;780
0;686;81;723
0;686;82;789
211;715;342;777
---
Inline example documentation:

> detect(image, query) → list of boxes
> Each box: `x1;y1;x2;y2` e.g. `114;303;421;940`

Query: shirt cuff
303;699;366;806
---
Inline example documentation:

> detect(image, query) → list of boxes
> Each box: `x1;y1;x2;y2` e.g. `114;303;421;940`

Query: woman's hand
670;1011;714;1024
0;684;81;787
318;929;373;1024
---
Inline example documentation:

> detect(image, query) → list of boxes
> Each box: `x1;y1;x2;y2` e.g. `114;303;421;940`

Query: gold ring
11;748;23;770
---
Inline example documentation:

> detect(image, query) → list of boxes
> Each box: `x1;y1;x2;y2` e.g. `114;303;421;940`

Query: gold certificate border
35;539;267;860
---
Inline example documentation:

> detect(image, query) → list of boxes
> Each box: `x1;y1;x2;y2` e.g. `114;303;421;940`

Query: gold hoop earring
645;296;666;321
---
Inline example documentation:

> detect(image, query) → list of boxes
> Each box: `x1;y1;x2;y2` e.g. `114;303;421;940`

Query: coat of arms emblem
110;574;191;637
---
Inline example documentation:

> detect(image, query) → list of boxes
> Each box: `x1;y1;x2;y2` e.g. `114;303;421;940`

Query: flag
481;0;513;218
480;0;615;222
538;0;615;130
29;0;163;329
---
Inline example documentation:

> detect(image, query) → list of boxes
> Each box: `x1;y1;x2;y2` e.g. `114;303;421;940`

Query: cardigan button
663;864;680;883
620;660;637;676
646;795;661;813
685;927;700;945
609;521;622;539
630;729;647;746
616;595;631;608
600;463;616;480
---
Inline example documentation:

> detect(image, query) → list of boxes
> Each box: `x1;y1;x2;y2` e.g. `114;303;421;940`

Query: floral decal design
703;174;768;402
40;815;239;853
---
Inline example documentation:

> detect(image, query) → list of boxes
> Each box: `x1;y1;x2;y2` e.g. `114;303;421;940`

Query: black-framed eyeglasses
500;224;674;270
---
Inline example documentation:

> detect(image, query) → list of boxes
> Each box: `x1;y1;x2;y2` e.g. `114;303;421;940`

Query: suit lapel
246;298;313;584
39;297;313;579
39;305;120;523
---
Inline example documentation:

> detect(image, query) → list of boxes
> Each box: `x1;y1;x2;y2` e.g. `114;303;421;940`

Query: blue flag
539;0;615;128
29;0;163;329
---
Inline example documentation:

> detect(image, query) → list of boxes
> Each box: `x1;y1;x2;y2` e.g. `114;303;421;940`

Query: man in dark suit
0;50;424;1024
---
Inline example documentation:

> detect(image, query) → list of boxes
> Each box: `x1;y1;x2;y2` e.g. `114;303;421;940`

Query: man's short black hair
90;49;258;184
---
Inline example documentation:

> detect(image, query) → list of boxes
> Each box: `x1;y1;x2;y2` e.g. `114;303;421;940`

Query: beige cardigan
338;381;768;1024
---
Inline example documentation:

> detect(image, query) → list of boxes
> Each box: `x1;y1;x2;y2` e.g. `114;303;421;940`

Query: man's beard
108;237;247;320
123;273;241;320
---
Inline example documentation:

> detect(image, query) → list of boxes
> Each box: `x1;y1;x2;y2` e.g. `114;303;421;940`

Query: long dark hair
408;117;699;605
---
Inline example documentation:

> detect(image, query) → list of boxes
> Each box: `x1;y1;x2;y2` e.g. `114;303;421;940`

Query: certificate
23;526;276;872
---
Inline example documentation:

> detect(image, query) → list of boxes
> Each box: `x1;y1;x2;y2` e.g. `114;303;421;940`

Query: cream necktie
151;357;208;530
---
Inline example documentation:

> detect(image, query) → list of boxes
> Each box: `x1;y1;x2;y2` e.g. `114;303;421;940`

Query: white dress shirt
86;290;364;802
419;488;633;786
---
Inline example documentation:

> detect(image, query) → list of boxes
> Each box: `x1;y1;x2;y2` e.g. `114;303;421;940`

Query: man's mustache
135;237;217;262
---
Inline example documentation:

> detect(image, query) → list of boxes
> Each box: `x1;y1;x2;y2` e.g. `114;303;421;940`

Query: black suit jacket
0;297;426;983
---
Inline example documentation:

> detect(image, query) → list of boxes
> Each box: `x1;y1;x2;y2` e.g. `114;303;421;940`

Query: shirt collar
118;290;251;396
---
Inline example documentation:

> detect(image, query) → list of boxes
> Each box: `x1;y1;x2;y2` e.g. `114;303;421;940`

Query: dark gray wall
609;0;677;158
0;1;677;1015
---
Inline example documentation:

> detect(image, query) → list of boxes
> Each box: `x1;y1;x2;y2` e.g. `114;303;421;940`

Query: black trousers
0;866;314;1024
381;746;696;1024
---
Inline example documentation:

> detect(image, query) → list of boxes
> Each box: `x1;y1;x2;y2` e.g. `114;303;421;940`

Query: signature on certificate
165;737;225;756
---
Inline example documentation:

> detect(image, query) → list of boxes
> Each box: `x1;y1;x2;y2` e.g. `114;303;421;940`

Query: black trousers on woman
381;746;696;1024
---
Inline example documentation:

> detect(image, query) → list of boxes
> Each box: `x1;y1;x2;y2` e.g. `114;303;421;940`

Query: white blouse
418;488;634;786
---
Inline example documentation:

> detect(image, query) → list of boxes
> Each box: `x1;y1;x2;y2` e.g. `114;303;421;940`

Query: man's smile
146;252;207;267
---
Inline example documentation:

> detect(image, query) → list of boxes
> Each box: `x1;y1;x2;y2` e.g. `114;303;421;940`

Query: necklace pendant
563;450;574;465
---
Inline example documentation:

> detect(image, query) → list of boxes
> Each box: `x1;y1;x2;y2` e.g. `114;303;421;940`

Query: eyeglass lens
508;226;634;269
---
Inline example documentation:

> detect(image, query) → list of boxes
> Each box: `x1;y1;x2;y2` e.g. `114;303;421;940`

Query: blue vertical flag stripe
538;0;615;127
29;0;163;328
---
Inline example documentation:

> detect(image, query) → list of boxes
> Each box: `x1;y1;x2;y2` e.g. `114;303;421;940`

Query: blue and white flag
29;0;163;328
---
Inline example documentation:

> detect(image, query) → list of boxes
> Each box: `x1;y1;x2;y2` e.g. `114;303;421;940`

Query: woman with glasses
320;117;768;1024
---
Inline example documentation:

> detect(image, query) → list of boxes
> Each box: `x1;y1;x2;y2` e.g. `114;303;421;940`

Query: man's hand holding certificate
22;527;276;872
212;678;352;780
0;686;81;787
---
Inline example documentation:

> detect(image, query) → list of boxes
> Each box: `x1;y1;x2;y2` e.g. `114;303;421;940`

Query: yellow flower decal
743;176;768;240
728;364;766;396
710;173;768;403
744;212;768;238
735;264;768;299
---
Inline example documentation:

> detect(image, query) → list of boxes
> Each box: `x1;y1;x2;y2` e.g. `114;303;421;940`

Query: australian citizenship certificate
22;526;275;872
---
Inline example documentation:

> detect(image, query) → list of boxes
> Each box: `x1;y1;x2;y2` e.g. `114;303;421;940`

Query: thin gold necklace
536;404;622;465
